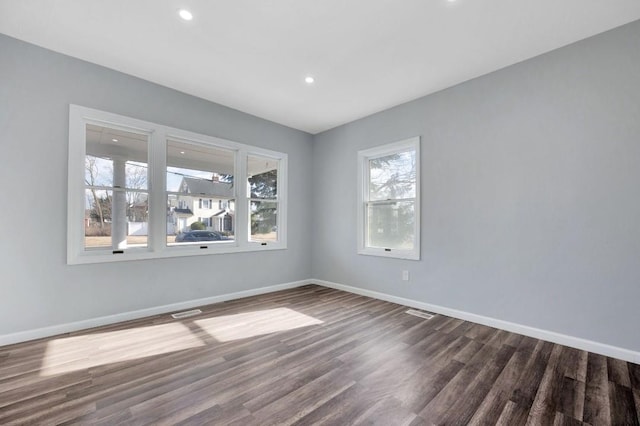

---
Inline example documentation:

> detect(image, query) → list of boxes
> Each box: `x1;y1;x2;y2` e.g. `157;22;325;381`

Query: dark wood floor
0;285;638;425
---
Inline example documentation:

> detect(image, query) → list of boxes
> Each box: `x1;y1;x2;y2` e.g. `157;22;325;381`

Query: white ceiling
1;1;640;134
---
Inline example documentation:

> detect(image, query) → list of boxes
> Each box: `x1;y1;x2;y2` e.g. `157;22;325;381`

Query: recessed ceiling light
180;151;185;154
112;138;118;142
305;76;315;84
178;9;193;21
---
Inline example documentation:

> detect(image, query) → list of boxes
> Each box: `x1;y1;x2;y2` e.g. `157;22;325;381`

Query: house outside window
357;137;420;260
166;140;236;239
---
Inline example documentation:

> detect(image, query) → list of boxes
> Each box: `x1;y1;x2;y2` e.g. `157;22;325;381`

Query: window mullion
149;129;166;253
277;155;287;245
236;148;248;247
68;109;87;263
85;186;150;193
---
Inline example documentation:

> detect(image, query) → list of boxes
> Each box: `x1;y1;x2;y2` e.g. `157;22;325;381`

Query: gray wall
3;20;640;354
0;34;313;336
312;21;640;352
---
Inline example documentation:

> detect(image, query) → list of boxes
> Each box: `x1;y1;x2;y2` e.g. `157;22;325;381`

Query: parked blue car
175;230;230;242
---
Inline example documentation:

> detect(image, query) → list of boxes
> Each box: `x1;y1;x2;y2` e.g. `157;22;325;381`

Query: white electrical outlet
402;270;409;281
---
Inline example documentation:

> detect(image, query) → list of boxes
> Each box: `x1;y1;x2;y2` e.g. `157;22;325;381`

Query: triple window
69;105;287;264
357;137;420;260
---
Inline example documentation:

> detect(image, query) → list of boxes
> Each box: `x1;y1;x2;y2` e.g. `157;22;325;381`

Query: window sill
68;243;287;265
357;248;420;261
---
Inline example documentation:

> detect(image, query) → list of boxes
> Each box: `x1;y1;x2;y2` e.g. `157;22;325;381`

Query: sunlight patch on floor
40;322;204;376
194;307;324;342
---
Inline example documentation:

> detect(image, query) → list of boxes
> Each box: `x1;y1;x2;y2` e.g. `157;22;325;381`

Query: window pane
166;140;234;193
85;155;113;187
248;155;278;199
85;124;148;190
369;150;416;201
167;196;235;245
367;201;414;250
125;162;148;191
250;200;277;242
84;189;148;250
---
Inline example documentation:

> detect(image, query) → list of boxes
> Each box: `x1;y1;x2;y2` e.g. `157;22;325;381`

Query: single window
68;105;288;264
166;138;235;246
247;155;280;244
84;123;150;251
357;137;420;260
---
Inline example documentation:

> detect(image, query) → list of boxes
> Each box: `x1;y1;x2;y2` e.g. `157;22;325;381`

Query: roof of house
212;210;231;217
173;208;193;215
181;177;233;198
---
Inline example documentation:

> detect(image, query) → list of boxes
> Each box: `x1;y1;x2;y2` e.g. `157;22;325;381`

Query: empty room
1;1;640;424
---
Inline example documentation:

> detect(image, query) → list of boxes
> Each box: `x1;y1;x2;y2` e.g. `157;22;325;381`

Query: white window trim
357;137;420;260
68;104;288;265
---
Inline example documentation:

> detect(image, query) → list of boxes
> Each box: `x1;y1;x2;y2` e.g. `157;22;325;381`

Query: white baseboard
312;279;640;364
5;277;638;364
0;279;312;347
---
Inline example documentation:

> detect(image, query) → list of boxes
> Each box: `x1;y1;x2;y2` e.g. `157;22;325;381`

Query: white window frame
357;137;420;260
246;153;286;247
68;105;287;265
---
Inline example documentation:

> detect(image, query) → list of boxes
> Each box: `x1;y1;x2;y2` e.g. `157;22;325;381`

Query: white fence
127;222;178;236
128;222;148;236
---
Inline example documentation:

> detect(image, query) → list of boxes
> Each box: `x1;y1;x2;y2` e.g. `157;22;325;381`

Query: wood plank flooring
0;285;638;425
